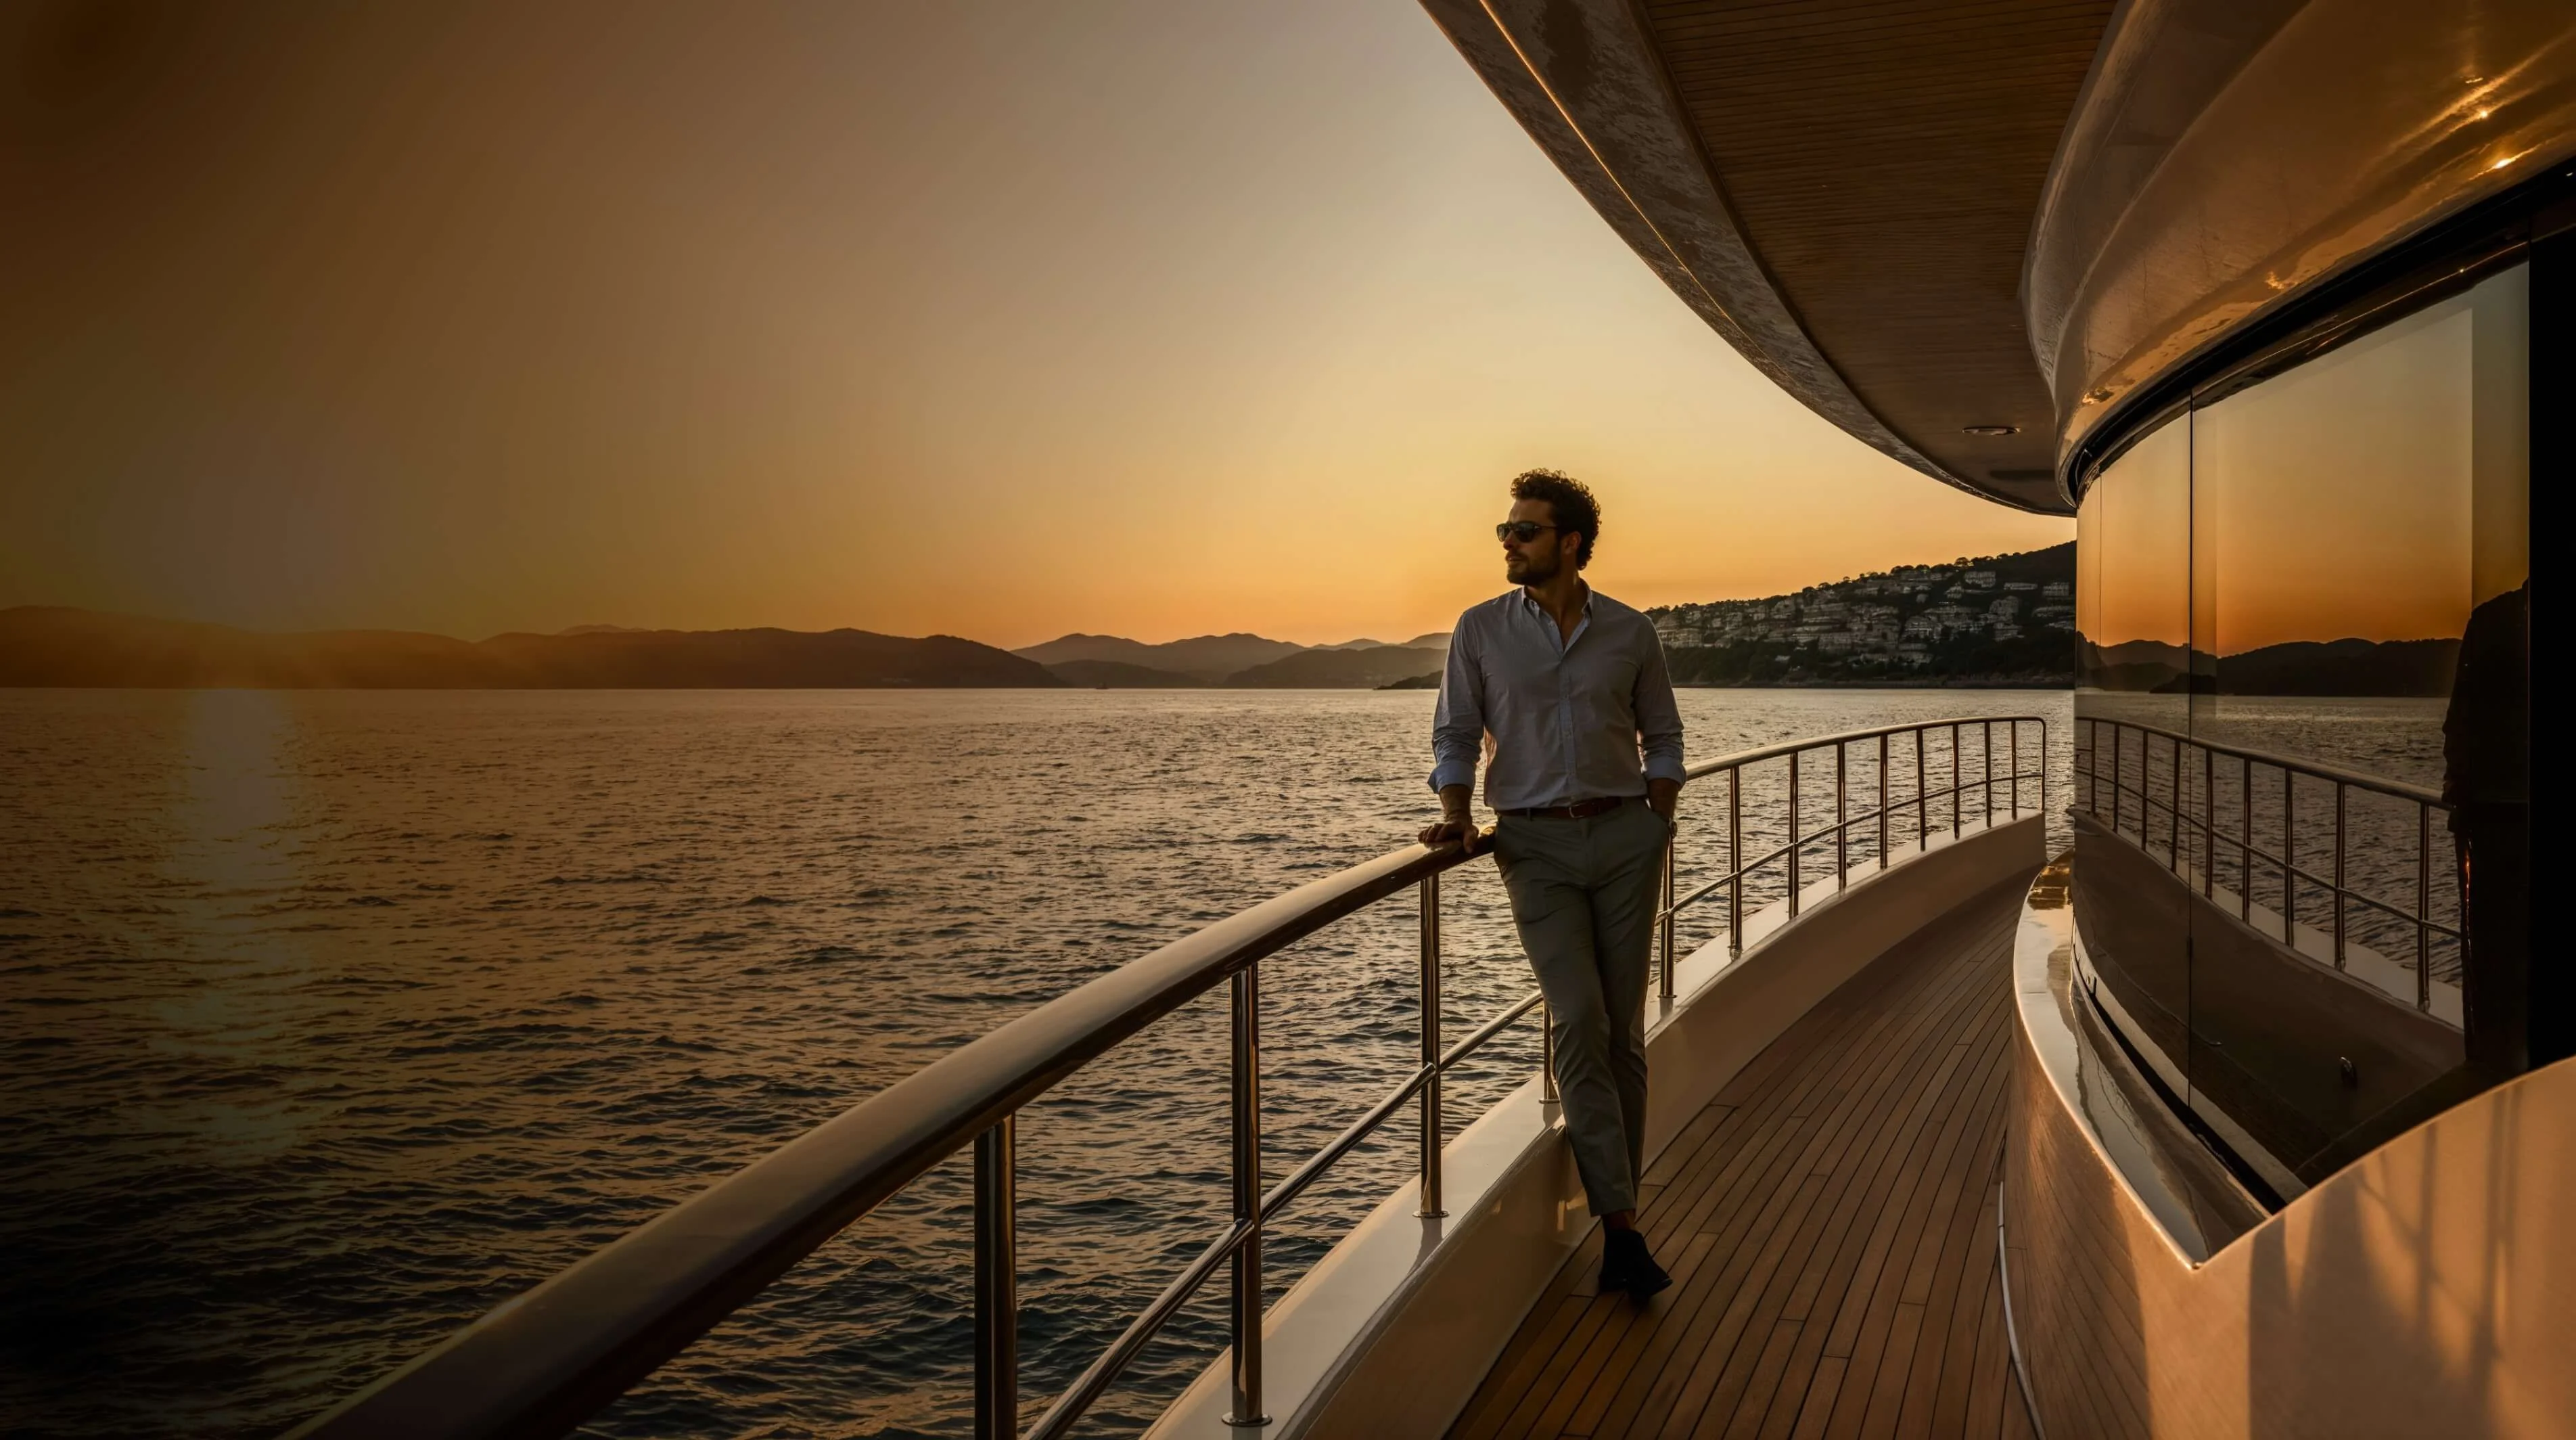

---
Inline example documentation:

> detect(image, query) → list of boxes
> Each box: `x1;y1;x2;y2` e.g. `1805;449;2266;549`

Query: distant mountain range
0;606;1467;691
0;608;1057;688
6;600;2464;698
2079;637;2461;696
1012;631;1451;688
1011;632;1306;683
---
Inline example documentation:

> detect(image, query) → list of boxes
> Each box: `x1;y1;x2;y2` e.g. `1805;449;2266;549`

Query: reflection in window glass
2193;267;2529;780
2188;264;2526;1154
2071;415;2192;1110
2068;262;2529;1220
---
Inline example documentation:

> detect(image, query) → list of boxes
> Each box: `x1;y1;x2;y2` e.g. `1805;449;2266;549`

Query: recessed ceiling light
1962;424;2018;436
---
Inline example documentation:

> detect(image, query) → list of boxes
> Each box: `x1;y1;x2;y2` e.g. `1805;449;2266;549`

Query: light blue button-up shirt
1429;586;1686;811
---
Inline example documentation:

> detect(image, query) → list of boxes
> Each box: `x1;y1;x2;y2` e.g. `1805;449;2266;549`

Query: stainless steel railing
285;715;2044;1440
2072;715;2458;1012
1651;716;2050;999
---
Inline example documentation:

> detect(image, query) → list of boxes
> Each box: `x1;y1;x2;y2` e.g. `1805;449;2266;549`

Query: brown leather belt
1498;796;1632;819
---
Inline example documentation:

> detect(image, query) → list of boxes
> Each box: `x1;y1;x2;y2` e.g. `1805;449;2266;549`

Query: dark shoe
1601;1226;1672;1301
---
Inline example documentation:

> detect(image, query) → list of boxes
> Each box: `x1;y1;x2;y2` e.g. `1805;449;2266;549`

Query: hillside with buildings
1647;543;2074;686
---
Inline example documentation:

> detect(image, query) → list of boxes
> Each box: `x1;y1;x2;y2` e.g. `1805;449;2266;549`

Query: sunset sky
2;0;2071;650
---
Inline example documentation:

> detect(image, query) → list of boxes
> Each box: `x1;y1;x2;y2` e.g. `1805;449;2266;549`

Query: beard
1506;547;1561;585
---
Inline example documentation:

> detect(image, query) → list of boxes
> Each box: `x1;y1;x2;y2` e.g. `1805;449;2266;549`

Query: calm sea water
0;688;2069;1439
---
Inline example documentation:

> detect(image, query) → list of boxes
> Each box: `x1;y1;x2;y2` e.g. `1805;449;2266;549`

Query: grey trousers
1491;798;1668;1216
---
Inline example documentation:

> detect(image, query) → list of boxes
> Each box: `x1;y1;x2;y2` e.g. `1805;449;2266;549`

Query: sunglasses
1496;521;1561;543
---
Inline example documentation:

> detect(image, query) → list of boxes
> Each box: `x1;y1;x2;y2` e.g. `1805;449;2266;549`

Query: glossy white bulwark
2008;861;2576;1437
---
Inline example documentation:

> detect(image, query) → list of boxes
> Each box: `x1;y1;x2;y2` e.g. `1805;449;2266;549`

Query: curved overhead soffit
1423;0;2110;516
2027;0;2576;501
1417;0;1944;490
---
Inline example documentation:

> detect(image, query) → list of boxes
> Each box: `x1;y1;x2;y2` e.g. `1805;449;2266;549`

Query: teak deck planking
1449;875;2034;1440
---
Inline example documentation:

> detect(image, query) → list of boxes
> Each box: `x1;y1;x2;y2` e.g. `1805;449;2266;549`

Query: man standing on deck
1417;469;1685;1301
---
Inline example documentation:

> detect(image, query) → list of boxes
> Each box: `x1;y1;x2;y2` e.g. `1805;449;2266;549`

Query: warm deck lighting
1962;424;2018;436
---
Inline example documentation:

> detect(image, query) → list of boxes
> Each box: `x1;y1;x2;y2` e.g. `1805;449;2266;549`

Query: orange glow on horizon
1;2;2069;652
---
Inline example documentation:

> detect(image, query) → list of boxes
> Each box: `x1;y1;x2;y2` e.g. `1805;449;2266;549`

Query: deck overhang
1423;0;2113;516
1425;0;2576;514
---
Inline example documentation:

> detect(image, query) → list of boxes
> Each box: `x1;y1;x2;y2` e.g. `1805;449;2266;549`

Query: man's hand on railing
1418;814;1487;856
1421;783;1486;855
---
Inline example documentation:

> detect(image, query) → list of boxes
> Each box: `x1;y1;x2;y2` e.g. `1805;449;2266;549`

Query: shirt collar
1517;583;1592;621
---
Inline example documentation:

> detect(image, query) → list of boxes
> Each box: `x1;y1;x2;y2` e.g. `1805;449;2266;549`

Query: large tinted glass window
2182;265;2527;1192
2070;262;2530;1211
2073;417;2190;1087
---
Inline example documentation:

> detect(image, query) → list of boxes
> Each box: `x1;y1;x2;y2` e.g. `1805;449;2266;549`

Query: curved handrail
286;842;1471;1440
285;715;2048;1440
1681;715;2027;782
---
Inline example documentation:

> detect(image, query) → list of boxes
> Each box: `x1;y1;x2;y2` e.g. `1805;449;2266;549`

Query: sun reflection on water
137;689;315;1160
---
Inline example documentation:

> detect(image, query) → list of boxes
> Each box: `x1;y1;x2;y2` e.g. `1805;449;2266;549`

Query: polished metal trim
974;1119;1017;1440
1227;967;1268;1427
2061;164;2575;503
1417;876;1446;1220
2029;1;2576;499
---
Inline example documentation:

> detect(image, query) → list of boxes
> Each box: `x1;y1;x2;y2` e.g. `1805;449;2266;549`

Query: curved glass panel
2185;265;2526;1194
2070;261;2531;1219
2073;418;2191;1092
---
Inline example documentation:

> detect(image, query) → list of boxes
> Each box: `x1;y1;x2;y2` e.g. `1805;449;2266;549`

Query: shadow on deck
1449;875;2036;1440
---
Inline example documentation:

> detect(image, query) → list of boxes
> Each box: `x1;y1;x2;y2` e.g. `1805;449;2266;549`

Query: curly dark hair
1509;469;1601;570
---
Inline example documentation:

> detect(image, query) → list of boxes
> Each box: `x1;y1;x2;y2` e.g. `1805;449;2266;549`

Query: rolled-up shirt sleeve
1429;621;1484;794
1633;627;1686;785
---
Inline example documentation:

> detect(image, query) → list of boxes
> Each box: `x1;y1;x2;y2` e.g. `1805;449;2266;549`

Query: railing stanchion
2417;805;2433;1012
2083;718;2094;814
2111;723;2122;837
974;1116;1017;1440
1950;723;1962;838
1226;966;1268;1428
1728;768;1744;954
2282;768;2297;945
1418;876;1445;1217
2240;755;2254;922
1835;742;1848;891
2332;783;2347;970
2010;721;2020;818
1787;751;1803;916
1983;719;1994;826
2202;744;2215;897
1916;727;1928;847
1658;823;1678;1002
2169;734;2182;865
1878;732;1891;868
